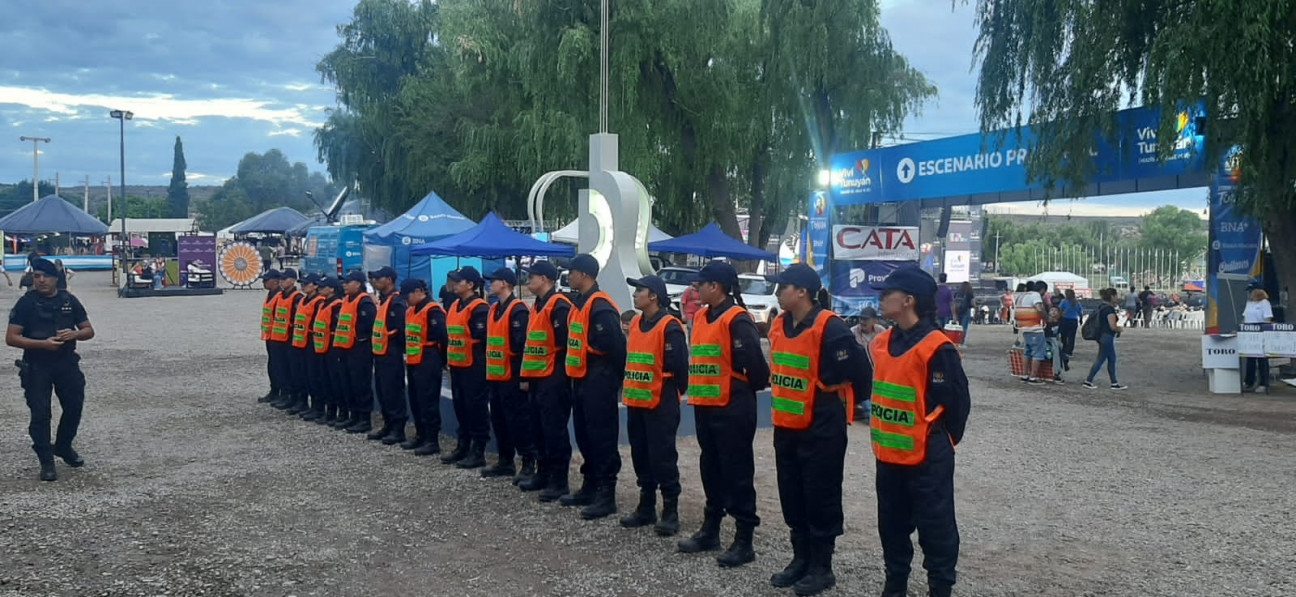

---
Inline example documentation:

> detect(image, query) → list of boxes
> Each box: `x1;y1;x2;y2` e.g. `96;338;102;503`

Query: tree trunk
1262;203;1296;318
707;164;741;243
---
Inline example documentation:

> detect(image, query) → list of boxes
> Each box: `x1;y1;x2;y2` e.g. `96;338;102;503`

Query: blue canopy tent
648;222;776;261
228;207;309;235
0;195;109;235
411;212;576;258
362;189;477;282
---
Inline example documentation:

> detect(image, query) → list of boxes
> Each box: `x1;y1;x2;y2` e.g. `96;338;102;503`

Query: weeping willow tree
969;0;1296;312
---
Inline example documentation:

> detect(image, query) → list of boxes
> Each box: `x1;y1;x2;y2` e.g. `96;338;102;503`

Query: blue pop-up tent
0;195;109;235
363;190;476;279
649;222;776;261
411;212;575;258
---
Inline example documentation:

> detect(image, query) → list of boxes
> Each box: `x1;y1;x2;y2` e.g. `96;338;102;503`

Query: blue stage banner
807;191;832;289
1206;146;1263;334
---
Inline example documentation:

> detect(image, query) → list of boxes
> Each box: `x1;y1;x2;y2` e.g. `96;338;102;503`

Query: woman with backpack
1058;289;1084;369
1082;287;1127;390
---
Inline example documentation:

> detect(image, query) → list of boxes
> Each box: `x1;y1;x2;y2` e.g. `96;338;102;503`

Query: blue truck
302;224;373;277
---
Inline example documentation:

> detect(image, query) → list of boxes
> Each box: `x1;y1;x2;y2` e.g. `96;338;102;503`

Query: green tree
0;181;56;218
167;136;190;218
193;150;337;230
95;195;169;221
969;0;1296;312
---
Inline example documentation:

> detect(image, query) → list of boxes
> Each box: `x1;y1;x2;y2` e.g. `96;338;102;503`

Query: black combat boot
558;476;596;507
580;483;617;520
538;470;570;502
771;531;808;588
440;438;470;464
793;540;837;596
286;395;310;415
654;496;680;537
413;438;442;456
456;441;487;469
380;425;406;445
880;575;908;597
514;456;536;486
52;446;84;468
366;421;391;440
330;410;353;429
270;389;293;409
519;462;546;492
480;456;516;478
677;514;722;553
400;434;427;450
716;523;756;568
300;405;321;422
927;584;952;597
345;412;372;434
39;458;57;482
619;489;656;528
258;390;276;403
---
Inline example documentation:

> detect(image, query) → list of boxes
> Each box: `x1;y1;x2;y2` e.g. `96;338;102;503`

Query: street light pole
18;136;51;203
109;110;132;282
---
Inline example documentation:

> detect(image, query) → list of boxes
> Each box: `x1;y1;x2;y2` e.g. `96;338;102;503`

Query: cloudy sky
0;0;1205;217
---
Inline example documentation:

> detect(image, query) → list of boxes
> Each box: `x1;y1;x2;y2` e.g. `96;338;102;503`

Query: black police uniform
625;309;688;512
446;295;491;464
772;307;873;587
528;289;574;498
10;288;89;464
344;292;377;430
271;284;304;408
875;319;970;596
486;295;534;474
263;285;280;400
567;283;627;506
308;293;339;422
325;293;353;427
370;290;408;441
405;299;448;451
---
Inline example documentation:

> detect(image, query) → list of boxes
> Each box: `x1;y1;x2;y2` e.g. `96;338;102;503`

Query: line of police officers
253;257;969;597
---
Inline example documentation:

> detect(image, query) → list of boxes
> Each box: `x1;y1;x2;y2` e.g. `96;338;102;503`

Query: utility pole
993;229;1001;274
55;172;60;197
18;136;51;203
104;176;113;222
82;175;90;212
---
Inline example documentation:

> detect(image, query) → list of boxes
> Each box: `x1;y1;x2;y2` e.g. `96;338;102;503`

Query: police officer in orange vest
400;278;448;455
619;274;688;536
870;267;970;597
517;261;575;499
679;260;770;567
291;273;327;421
323;277;356;429
310;276;343;426
258;270;282;404
764;264;873;596
560;254;626;520
480;267;536;481
335;270;378;434
270;269;305;412
441;266;492;469
366;266;408;445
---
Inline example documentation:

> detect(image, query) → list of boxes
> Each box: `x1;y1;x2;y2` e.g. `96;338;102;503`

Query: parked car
739;274;779;326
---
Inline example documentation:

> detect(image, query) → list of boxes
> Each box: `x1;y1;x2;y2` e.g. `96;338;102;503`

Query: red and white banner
832;226;920;261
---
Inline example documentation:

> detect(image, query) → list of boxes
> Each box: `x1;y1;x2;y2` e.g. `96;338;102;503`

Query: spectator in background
620;310;637;336
1014;282;1048;384
679;282;702;333
259;242;273;273
1044;306;1065;384
954;281;975;347
1000;288;1015;324
1037;281;1053;308
1058;289;1083;370
1124;286;1140;326
1242;287;1274;394
850;307;888;350
1138;285;1154;328
1083;287;1126;390
54;260;74;290
935;273;954;328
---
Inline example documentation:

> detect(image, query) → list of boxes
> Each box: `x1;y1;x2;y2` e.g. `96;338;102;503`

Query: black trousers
344;346;374;413
571;373;622;487
1245;356;1271;388
529;373;572;477
21;356;86;459
326;348;349;409
876;431;960;589
774;394;847;542
626;382;681;498
407;355;444;440
265;340;277;392
306;350;328;411
1059;319;1078;363
450;366;491;443
289;346;311;402
269;341;293;394
694;386;760;527
373;353;407;428
490;379;536;462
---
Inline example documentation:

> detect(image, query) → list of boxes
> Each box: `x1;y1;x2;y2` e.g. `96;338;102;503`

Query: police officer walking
560;254;626;520
310;277;343;426
870;267;970;597
257;270;282;403
335;270;377;434
679;260;770;567
517;261;575;500
6;258;95;481
441;266;491;469
765;264;872;595
620;275;688;536
367;266;408;445
401;278;448;455
481;268;536;481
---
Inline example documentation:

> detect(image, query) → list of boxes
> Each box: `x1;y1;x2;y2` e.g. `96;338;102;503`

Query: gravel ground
1;272;1294;597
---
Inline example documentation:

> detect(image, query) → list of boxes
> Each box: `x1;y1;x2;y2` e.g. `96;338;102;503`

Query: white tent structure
1029;271;1090;292
550;218;672;245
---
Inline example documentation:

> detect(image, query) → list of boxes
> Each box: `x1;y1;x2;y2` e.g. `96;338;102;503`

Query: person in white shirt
1015;282;1048;384
1242;287;1274;393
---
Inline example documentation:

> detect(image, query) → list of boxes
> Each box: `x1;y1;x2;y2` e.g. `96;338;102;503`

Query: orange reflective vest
292;295;326;349
687;305;750;407
521;293;573;378
868;328;951;465
260;292;276;340
371;292;401;356
486;299;527;381
333;292;372;349
447;297;487;368
767;310;854;429
312;298;339;354
565;291;617;379
405;302;444;366
269;289;301;343
623;313;681;409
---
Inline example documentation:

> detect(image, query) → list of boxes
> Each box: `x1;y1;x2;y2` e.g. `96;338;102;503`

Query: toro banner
832;225;919;261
